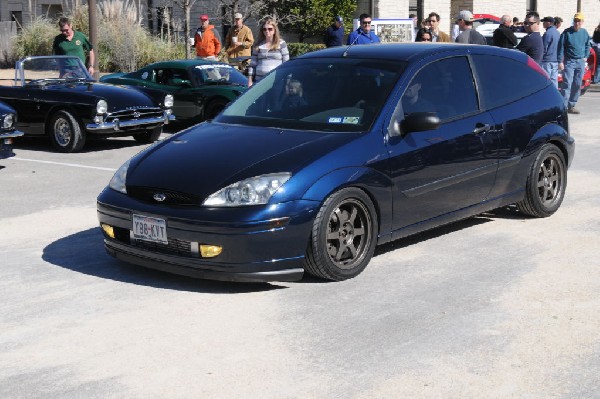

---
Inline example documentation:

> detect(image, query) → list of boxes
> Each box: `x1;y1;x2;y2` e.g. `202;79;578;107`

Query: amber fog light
101;223;115;239
199;244;222;258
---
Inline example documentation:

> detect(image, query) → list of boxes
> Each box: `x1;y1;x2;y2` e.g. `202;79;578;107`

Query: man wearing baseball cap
557;12;591;114
541;16;560;87
324;16;344;47
455;10;486;45
225;12;254;70
192;14;222;60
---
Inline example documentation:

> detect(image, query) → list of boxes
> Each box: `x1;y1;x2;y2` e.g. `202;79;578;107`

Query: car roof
297;43;528;63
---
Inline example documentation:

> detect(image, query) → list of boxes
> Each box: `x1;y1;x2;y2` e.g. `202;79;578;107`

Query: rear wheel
133;126;162;144
517;143;566;217
305;188;378;281
49;110;86;153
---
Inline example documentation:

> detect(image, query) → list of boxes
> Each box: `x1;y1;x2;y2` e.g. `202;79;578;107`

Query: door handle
472;123;491;135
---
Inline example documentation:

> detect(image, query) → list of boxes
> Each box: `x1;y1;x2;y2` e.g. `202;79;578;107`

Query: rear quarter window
472;54;550;110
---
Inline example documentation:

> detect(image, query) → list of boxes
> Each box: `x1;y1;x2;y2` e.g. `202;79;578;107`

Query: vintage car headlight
2;113;16;129
109;160;130;194
203;173;291;207
164;94;174;108
96;99;108;114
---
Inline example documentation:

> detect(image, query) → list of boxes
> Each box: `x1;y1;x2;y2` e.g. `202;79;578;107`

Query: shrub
287;42;326;58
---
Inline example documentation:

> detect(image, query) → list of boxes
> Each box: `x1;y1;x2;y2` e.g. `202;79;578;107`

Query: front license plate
132;214;168;244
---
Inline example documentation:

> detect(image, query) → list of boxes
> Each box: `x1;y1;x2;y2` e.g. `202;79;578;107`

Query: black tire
49;110;86;153
517;143;567;217
133;126;162;144
205;98;229;120
305;188;378;281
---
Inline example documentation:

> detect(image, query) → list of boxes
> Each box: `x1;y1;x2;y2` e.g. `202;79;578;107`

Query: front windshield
20;56;93;84
190;64;247;86
216;57;405;132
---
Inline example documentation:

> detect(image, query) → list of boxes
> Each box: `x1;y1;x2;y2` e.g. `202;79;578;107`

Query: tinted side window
402;56;478;120
471;54;549;109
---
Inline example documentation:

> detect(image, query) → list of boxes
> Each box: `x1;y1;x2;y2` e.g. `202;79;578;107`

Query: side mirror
399;112;440;136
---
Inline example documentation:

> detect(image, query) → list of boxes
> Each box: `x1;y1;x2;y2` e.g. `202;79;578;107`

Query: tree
173;0;199;58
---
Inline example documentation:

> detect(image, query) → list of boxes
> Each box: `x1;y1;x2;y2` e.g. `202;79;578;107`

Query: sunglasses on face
263;27;274;31
60;28;70;32
422;37;431;41
362;20;372;25
524;21;537;26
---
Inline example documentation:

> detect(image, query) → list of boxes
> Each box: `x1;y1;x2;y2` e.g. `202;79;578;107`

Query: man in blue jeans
557;12;591;114
541;16;559;88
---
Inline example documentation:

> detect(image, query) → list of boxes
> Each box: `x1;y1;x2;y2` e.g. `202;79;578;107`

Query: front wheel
49;110;86;153
305;188;378;281
517;143;567;217
133;126;162;144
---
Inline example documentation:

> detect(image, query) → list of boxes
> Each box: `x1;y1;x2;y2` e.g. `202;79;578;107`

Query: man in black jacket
493;15;518;48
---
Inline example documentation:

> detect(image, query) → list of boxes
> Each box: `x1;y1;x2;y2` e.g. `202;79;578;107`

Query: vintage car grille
106;108;164;123
127;186;202;206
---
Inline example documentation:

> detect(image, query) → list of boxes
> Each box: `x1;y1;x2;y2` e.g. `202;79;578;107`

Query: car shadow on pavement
15;136;146;153
42;227;287;293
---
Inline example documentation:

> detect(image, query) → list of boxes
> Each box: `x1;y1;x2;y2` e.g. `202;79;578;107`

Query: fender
302;166;394;244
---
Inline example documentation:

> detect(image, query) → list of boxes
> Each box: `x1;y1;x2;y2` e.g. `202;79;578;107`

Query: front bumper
86;112;175;132
96;194;319;282
0;130;24;159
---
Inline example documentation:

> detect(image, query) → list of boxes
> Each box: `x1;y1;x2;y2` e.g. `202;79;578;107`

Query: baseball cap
234;12;243;19
200;14;209;21
456;10;474;22
334;16;343;23
541;16;554;23
573;12;584;21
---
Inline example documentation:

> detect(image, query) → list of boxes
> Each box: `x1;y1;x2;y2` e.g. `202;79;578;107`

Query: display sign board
352;19;415;43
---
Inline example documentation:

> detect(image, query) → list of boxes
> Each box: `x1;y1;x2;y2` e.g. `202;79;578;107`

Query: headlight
96;99;108;114
164;94;174;108
203;173;291;207
2;113;16;129
109;160;130;194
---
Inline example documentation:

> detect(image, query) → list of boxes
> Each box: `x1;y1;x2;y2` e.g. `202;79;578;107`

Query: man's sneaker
568;107;580;114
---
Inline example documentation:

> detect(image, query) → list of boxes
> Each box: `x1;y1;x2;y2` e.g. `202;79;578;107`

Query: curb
587;84;600;92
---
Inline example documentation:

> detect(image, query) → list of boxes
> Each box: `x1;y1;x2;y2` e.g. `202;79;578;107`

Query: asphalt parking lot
1;92;599;398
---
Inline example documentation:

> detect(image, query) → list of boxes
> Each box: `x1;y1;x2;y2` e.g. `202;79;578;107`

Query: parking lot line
12;157;117;171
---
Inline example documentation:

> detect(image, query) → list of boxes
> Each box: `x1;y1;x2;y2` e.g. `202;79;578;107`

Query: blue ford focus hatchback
97;43;574;282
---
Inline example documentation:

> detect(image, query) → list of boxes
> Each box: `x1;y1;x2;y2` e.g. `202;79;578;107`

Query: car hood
47;82;157;110
126;122;358;199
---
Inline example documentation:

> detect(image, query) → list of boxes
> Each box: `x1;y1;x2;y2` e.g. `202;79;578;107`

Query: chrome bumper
0;130;24;139
86;112;175;131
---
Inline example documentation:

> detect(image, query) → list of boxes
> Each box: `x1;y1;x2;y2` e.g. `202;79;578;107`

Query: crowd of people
52;9;600;115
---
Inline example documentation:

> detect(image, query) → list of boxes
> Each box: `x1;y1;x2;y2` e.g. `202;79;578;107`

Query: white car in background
477;24;527;47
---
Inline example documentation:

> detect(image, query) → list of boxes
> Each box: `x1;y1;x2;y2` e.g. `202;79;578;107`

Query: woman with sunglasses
247;17;289;87
415;28;433;42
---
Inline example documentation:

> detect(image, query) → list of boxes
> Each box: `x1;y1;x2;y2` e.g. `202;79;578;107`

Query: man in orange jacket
192;14;222;60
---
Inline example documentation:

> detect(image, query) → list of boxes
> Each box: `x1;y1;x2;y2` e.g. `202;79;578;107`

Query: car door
0;86;50;135
154;67;200;122
385;56;499;233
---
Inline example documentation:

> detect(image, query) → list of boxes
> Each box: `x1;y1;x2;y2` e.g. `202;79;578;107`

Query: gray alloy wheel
49;110;86;153
305;188;378;281
133;126;162;144
517;143;567;217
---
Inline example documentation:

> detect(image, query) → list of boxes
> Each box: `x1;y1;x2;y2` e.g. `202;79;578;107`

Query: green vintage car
101;60;248;127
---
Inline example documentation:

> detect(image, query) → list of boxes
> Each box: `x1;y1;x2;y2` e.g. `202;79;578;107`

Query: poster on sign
351;19;415;43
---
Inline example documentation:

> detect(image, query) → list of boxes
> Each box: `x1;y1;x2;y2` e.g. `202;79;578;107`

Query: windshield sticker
195;64;231;70
328;117;343;123
343;117;360;124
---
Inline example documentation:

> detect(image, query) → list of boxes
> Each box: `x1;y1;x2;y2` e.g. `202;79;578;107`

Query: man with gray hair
493;15;518;48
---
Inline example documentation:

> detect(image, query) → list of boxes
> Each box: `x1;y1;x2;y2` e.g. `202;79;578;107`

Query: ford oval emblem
133;111;141;118
153;193;167;202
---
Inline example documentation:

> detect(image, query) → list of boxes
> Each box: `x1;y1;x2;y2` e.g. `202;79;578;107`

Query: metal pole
88;0;99;80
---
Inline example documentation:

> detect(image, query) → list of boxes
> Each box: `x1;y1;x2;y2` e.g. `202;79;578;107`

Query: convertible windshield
190;64;247;86
217;58;405;132
18;56;93;85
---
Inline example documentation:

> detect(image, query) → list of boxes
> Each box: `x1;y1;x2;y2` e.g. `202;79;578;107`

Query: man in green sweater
52;17;96;77
558;12;591;114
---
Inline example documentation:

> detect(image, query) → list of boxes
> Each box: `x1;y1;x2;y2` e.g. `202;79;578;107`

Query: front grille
106;108;163;122
127;186;202;206
130;236;196;257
